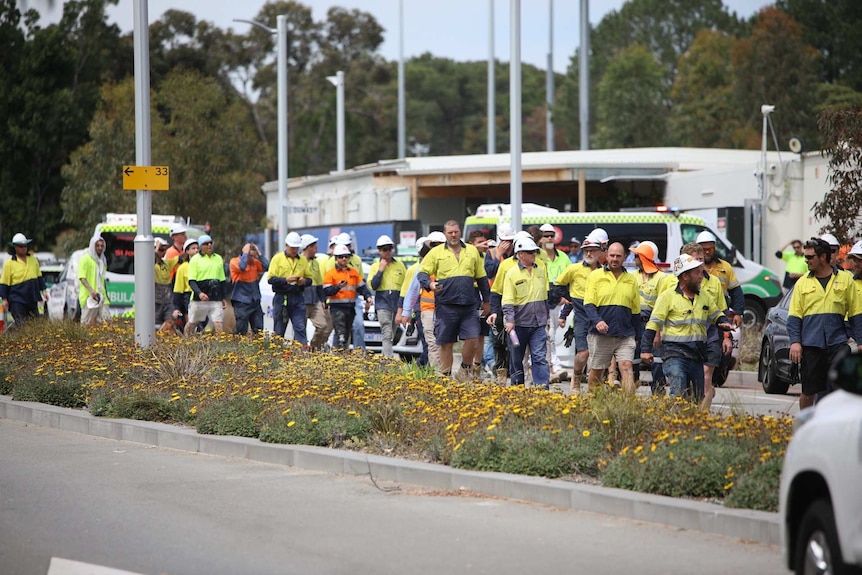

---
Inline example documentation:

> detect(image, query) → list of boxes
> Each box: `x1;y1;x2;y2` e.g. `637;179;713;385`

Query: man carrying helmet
641;254;733;399
696;231;744;326
268;232;313;344
501;237;550;388
368;235;406;357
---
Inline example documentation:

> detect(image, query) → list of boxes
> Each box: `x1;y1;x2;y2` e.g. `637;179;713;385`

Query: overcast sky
43;1;773;73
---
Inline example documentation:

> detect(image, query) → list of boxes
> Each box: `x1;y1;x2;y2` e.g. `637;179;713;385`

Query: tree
812;105;862;244
594;45;668;149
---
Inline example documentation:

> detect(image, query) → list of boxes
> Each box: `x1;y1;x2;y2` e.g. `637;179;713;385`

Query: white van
464;203;783;327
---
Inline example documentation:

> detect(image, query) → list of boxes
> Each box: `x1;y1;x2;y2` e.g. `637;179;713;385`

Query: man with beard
696;231;744;327
583;242;641;393
553;236;602;394
641;254;733;400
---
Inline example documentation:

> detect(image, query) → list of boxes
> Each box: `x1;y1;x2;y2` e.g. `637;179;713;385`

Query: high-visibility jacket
543;249;570;284
501;262;549;327
583;266;640;337
418;241;489;306
0;253;45;305
788;269;862;348
643;285;728;360
323;266;367;305
705;258;740;293
660;270;726;342
635;270;669;316
368;258;406;312
554;261;597;322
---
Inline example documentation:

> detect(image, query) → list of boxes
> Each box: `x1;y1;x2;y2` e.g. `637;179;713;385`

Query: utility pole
546;0;554;151
510;0;522;232
488;0;495;155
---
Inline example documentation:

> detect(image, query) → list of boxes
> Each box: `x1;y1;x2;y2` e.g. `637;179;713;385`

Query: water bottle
509;329;520;347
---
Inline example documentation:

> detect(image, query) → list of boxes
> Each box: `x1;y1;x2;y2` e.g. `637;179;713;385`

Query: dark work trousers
273;294;307;344
232;300;263;335
330;304;356;349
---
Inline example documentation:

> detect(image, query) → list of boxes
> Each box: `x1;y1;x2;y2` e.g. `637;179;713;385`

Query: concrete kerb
0;395;779;545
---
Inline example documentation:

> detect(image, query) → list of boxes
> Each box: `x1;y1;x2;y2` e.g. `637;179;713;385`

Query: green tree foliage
776;0;862;92
0;0;127;249
670;30;746;147
61;70;268;255
595;45;667;149
812;105;862;244
731;7;820;149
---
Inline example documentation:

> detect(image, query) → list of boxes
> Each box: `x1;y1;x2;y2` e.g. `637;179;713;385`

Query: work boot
569;375;582;396
496;368;508;386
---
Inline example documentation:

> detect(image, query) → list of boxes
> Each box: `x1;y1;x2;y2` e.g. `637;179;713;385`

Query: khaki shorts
587;333;636;370
189;300;225;324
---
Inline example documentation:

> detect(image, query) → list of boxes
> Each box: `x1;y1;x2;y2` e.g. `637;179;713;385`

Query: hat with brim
632;244;659;273
673;254;703;277
86;295;102;309
11;233;32;246
848;240;862;258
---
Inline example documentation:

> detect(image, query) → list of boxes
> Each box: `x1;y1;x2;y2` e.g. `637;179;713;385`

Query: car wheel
760;341;790;395
743;298;765;329
794;499;853;575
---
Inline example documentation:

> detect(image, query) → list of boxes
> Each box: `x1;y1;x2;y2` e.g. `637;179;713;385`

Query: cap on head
300;234;318;251
820;233;840;248
333;244;351;257
284;232;302;248
514;237;539;253
415;236;428;251
169;224;187;236
673;253;703;277
496;223;515;241
569;237;581;245
335;232;352;245
427;231;446;244
587;228;609;244
696;230;717;244
197;234;213;245
183;238;199;251
376;234;394;248
849;240;862;258
539;223;555;233
11;233;32;246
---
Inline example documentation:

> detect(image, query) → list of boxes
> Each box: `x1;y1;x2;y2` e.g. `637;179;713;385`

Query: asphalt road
0;419;787;575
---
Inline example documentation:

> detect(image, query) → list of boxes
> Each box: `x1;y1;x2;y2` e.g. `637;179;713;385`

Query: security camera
761;104;775;114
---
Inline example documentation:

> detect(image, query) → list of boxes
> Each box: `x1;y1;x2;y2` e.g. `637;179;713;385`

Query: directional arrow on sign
123;166;134;177
122;165;169;191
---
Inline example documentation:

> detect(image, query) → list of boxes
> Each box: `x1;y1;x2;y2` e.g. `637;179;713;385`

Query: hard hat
11;233;32;245
376;234;394;248
496;223;515;241
587;228;608;244
820;233;840;248
569;237;581;245
486;239;498;248
539;223;555;233
581;237;602;249
154;237;169;247
300;234;318;250
673;253;703;277
284;232;302;248
848;240;862;258
514;230;532;243
335;232;352;245
333;244;351;257
329;236;338;247
427;231;446;244
169;224;187;236
632;242;660;273
415;236;428;251
514;237;539;253
696;230;717;244
183;238;199;251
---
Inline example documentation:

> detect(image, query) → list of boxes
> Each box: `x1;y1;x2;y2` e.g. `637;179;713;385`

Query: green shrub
196;397;262;438
102;393;186;422
13;374;87;408
725;457;782;511
452;427;605;478
259;401;371;447
601;435;754;499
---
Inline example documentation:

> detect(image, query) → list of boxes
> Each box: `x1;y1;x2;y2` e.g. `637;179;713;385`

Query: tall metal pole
132;0;154;348
755;104;775;264
277;14;289;243
510;0;522;232
487;0;495;155
398;0;406;158
327;71;345;171
579;0;590;150
546;0;554;151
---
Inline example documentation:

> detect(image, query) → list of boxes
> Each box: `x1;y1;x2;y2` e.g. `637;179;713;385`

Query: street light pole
233;16;288;245
398;0;406;159
326;71;345;172
510;0;522;232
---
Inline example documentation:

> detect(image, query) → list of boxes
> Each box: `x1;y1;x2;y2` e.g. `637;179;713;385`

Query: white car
779;352;862;575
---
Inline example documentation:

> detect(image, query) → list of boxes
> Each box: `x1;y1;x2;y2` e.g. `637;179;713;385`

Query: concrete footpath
0;388;779;546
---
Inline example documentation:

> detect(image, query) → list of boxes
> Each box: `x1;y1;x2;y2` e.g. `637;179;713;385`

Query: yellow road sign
122;165;170;191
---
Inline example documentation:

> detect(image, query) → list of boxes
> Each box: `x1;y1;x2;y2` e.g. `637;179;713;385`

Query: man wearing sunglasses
788;237;862;409
367;235;406;357
188;234;226;334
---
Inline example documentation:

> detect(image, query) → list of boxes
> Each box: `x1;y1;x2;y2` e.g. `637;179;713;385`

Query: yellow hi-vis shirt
635;270;668;315
583;266;640;337
705;258;740;293
400;262;420;298
419;241;487;306
554;261;594;300
787;269;862;348
269;251;313;283
644;286;727;359
501;262;549;327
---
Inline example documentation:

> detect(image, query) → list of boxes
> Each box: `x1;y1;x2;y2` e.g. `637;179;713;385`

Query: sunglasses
379;246;393;251
336;255;350;259
157;247;167;252
200;242;213;246
542;234;555;238
803;254;817;260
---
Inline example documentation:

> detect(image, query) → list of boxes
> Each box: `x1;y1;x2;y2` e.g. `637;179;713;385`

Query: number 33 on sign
122;165;170;191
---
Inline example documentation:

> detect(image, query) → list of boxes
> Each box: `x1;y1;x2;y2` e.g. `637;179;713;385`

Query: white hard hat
415;236;428;251
284;232;302;248
169;224;187;236
333;244;351;257
335;232;352;245
539;223;555;233
427;231;446;244
514;230;532;243
376;234;394;248
154;237;169;247
11;233;32;245
696;230;717;244
673;253;703;277
300;233;318;250
514;237;539;253
486;239;498;248
820;233;840;248
581;237;602;249
183;238;199;251
329;235;338;247
496;223;515;241
587;228;608;243
848;240;862;258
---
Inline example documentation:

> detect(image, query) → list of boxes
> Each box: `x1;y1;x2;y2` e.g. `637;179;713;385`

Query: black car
757;287;797;394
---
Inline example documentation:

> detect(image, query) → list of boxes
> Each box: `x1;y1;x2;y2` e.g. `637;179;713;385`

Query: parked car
47;249;85;321
780;350;862;575
758;288;796;394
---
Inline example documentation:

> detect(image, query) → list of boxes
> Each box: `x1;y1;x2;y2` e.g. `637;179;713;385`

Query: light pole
234;15;289;246
510;0;522;232
398;0;406;159
326;70;345;172
488;0;495;155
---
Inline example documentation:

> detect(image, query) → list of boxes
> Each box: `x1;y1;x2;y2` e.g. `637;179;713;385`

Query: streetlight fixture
234;15;289;249
326;71;345;172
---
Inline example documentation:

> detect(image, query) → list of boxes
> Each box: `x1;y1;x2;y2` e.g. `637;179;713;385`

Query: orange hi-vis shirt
323;266;365;305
